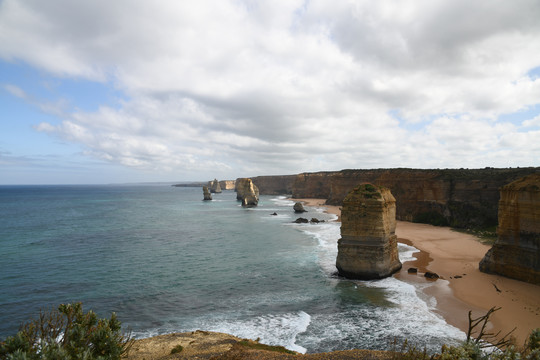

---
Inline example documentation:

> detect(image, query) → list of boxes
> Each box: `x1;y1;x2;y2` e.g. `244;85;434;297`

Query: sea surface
0;185;465;353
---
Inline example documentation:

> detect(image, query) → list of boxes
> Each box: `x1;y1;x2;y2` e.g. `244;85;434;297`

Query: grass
237;339;297;354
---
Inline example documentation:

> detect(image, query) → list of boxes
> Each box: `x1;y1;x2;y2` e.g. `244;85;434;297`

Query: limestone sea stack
235;178;259;207
209;179;222;193
479;174;540;284
336;184;402;279
202;186;212;201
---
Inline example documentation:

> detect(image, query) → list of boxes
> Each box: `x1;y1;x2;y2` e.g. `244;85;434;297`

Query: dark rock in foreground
293;202;307;213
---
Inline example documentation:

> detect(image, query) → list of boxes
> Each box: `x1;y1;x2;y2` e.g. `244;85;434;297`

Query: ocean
0;185;465;353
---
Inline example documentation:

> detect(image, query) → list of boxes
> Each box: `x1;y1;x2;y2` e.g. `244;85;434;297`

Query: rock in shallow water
336;184;402;280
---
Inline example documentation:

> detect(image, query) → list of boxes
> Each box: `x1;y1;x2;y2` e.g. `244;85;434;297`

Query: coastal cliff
219;180;236;190
289;168;540;229
479;174;540;284
252;175;296;195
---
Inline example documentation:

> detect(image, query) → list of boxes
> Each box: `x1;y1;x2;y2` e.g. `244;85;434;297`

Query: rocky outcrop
202;186;212;201
252;175;296;195
293;202;307;213
235;178;259;207
219;180;236;190
208;179;222;193
336;184;402;279
292;168;540;229
479;174;540;284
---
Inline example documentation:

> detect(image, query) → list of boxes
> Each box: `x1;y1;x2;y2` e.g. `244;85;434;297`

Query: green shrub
413;211;449;226
0;302;133;360
170;344;184;354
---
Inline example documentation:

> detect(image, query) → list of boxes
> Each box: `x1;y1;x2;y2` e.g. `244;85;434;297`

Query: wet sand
294;198;540;346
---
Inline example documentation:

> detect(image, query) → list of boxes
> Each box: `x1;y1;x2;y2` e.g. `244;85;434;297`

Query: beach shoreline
293;198;540;347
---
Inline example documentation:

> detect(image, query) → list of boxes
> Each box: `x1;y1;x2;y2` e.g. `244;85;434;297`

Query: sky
1;0;540;185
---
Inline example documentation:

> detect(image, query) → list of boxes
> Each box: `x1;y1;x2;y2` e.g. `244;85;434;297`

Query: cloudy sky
1;0;539;184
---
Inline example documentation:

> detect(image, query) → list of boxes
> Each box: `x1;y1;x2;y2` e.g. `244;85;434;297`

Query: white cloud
522;114;540;128
2;0;540;179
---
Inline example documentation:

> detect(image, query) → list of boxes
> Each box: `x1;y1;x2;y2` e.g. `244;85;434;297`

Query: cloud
2;0;540;179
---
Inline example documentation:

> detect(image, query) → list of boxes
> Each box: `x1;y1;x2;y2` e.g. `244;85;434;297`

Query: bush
0;302;133;360
413;211;449;226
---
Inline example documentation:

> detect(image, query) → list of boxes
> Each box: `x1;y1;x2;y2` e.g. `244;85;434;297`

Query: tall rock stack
480;174;540;284
209;179;222;193
235;178;259;207
202;186;212;201
336;184;402;279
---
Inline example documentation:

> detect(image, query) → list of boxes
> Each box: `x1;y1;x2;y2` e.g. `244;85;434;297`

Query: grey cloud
2;0;540;177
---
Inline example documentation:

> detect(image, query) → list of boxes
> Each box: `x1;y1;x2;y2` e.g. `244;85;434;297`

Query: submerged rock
424;271;439;279
336;184;402;280
202;186;212;201
479;174;540;285
294;217;309;223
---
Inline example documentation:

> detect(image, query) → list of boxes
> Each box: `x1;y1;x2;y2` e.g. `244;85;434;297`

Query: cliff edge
479;174;540;284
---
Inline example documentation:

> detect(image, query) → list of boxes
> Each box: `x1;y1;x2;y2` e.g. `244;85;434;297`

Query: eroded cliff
252;175;296;195
479;174;540;284
291;168;540;228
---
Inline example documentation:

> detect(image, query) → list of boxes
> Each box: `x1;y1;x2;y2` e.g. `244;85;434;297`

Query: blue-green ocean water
0;185;464;353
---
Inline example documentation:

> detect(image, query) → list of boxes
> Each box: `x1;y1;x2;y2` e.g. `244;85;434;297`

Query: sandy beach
294;198;540;347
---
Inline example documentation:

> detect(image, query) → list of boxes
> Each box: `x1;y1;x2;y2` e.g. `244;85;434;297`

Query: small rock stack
480;174;540;284
202;186;212;201
209;179;222;193
336;184;402;279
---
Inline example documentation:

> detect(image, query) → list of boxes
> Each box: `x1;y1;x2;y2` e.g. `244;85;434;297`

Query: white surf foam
197;311;312;353
293;218;466;352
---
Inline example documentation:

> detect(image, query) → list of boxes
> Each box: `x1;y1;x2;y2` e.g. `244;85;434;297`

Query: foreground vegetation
1;304;539;359
0;303;133;359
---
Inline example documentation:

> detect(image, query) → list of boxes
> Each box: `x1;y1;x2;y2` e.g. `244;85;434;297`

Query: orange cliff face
480;174;540;284
290;168;540;229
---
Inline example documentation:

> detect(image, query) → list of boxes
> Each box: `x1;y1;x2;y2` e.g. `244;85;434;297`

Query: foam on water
275;198;465;353
185;311;311;353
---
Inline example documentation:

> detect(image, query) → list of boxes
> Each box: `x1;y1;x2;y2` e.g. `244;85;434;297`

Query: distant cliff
254;168;540;229
251;175;296;195
219;180;236;190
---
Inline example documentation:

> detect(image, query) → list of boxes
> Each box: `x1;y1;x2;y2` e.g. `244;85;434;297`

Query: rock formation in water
336;184;402;279
293;202;306;213
202;186;212;201
219;180;236;190
479;174;540;284
208;179;222;193
235;178;259;207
